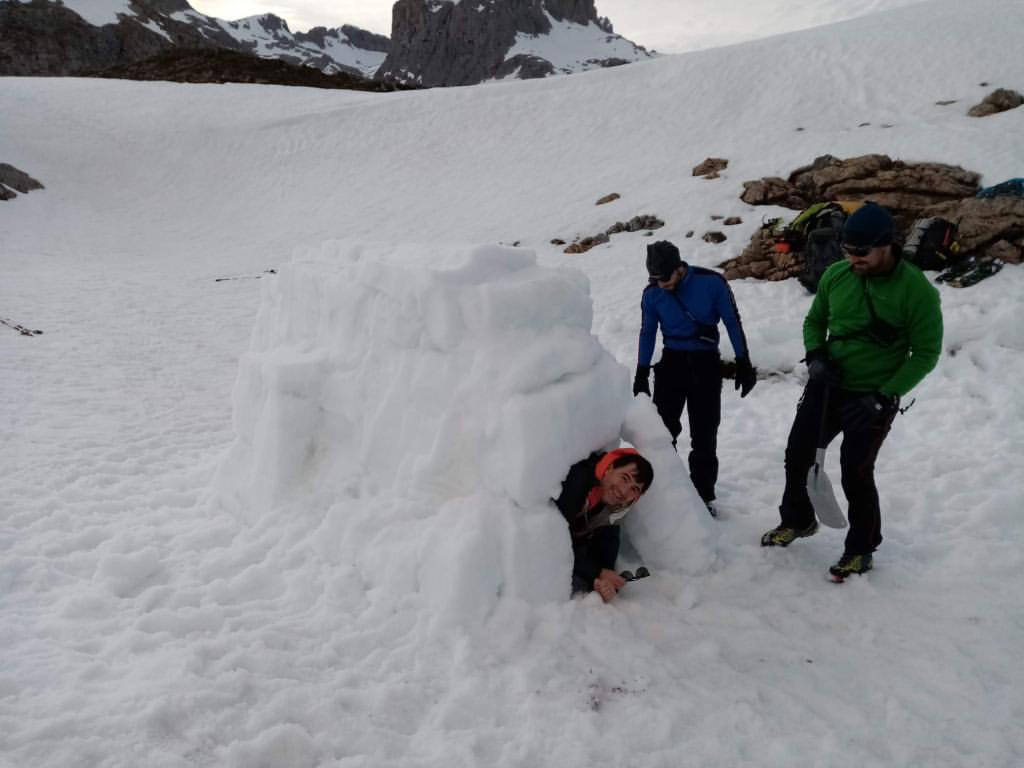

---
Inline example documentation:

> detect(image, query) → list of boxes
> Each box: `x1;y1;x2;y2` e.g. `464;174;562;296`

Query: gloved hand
734;355;757;398
841;393;899;431
633;365;651;397
805;348;841;387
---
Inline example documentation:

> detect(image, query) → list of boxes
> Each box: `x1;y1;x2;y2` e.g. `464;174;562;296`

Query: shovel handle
817;383;832;451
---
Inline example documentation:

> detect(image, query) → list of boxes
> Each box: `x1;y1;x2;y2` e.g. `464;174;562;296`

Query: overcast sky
188;0;923;53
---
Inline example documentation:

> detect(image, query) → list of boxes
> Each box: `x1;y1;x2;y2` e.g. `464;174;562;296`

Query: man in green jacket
761;202;943;581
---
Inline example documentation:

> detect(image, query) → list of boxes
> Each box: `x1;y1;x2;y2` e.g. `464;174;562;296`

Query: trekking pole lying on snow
806;384;847;529
1;317;43;336
212;270;276;282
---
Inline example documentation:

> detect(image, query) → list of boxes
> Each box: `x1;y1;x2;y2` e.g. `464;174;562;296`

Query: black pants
779;381;895;555
652;348;722;503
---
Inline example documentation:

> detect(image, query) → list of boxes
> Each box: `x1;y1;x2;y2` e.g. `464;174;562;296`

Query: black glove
841;393;899;431
805;348;841;387
734;356;756;398
633;365;651;397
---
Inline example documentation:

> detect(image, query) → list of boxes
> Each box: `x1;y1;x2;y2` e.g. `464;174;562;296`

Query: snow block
621;397;716;574
215;241;630;617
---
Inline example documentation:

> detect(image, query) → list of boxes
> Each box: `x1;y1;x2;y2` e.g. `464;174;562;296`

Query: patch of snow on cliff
21;0;135;26
504;11;653;74
138;18;173;42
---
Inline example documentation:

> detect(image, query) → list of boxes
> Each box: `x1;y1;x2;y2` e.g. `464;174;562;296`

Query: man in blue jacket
633;241;756;511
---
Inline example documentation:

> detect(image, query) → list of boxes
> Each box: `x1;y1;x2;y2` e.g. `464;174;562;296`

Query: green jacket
804;257;943;397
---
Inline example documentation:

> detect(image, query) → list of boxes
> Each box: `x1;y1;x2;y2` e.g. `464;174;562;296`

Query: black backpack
791;203;848;293
903;217;961;271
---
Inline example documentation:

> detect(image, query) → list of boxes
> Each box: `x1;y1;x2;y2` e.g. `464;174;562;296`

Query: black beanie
646;241;682;279
842;202;894;248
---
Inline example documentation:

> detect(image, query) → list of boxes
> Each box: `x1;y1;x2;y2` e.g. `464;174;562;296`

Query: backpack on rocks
782;202;850;293
975;178;1024;199
903;217;962;271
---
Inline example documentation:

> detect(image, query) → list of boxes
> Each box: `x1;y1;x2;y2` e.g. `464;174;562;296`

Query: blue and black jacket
637;264;749;367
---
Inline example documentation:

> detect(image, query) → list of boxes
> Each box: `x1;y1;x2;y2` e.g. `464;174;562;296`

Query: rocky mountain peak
134;0;194;14
0;0;390;78
234;13;289;35
378;0;651;87
0;0;649;86
339;24;392;53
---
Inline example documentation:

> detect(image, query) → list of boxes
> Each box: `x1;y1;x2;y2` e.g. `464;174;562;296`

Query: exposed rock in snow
967;87;1024;117
693;157;729;179
722;155;1023;283
0;163;44;201
740;154;980;219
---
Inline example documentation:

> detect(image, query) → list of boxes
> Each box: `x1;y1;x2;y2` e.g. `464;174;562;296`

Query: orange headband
586;448;641;510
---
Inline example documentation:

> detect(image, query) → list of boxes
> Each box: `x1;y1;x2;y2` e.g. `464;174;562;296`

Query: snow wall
214;242;713;626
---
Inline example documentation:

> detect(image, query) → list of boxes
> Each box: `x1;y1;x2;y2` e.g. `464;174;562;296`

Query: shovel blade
807;448;847;529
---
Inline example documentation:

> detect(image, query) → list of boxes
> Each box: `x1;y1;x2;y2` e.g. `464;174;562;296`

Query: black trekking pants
652;348;722;503
778;381;896;555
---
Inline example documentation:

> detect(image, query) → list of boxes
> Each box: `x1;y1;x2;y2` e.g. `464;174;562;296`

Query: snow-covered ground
2;0;1023;765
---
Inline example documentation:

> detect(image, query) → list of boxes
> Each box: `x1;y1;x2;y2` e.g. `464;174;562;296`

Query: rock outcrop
740;154;980;231
693;157;728;179
377;0;652;87
0;163;44;201
967;88;1024;117
720;224;804;283
560;214;664;254
91;48;403;91
723;155;1024;282
0;0;200;76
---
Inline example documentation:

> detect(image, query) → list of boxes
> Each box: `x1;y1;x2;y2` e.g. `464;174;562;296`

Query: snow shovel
806;385;847;529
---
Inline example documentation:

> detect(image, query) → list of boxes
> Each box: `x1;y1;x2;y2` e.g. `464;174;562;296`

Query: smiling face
599;463;645;508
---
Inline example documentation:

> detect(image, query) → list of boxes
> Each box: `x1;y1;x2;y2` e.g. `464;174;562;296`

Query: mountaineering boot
828;552;873;582
760;520;818;547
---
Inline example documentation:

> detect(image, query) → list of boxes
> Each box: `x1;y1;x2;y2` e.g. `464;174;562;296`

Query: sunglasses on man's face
842;243;876;258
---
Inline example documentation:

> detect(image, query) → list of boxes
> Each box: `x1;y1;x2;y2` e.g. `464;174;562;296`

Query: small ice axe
806;385;847;528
